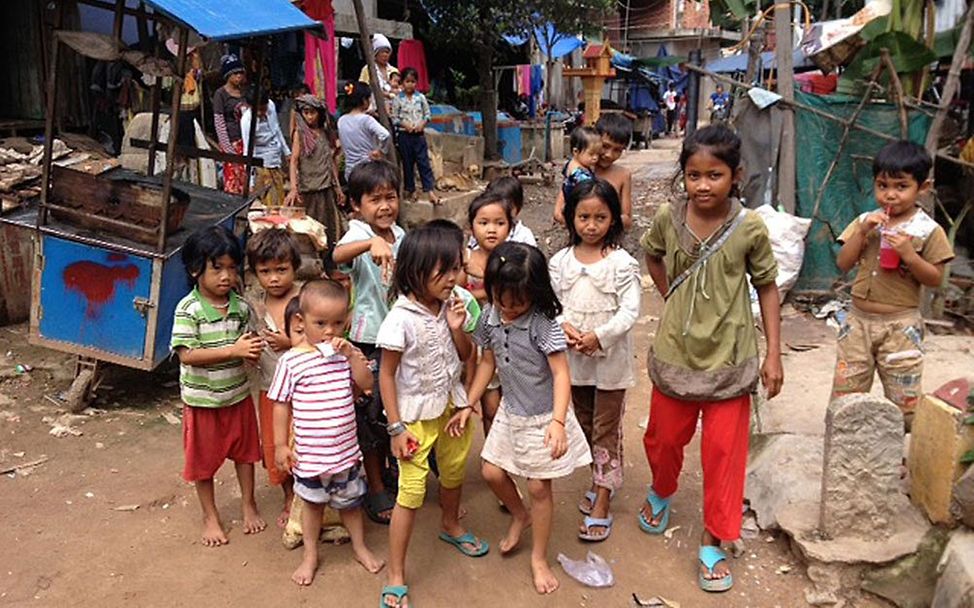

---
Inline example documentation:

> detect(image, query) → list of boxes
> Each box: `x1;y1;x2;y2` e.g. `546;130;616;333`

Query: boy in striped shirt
171;226;265;547
269;280;385;585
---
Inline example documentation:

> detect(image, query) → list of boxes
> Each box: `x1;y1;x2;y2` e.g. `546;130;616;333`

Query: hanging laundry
516;65;531;97
397;39;430;92
299;0;338;113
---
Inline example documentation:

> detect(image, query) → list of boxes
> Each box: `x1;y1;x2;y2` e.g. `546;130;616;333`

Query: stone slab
398;188;482;230
861;527;950;608
908;395;974;524
745;433;822;529
931;530;974;608
426;130;484;181
951;465;974;528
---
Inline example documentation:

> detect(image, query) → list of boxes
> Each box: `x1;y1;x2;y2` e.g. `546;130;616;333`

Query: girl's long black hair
181;225;242;287
392;219;464;299
673;124;743;198
564;179;624;250
484;241;562;320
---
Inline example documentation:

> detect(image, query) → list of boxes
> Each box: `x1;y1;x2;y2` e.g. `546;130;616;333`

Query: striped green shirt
170;288;251;408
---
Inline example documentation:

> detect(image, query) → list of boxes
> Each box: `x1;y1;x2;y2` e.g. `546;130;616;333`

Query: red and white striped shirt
267;346;361;478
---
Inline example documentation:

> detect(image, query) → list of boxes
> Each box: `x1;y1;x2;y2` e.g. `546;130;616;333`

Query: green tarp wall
794;91;932;292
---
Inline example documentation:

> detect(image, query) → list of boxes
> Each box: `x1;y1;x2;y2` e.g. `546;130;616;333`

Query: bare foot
531;557;560;594
499;514;531;555
353;546;386;574
291;553;318;586
201;515;228;547
242;502;266;534
276;508;291;529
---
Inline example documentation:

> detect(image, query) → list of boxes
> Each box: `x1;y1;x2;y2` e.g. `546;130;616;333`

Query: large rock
745;433;822;529
909;395;974;524
932;530;974;608
820;394;905;539
951;465;974;528
861;528;950;608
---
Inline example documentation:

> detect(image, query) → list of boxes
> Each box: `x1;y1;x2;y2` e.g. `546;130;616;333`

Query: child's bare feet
276;507;291;529
531;557;560;594
291;553;318;586
201;515;229;547
354;546;386;573
499;513;531;555
242;501;266;534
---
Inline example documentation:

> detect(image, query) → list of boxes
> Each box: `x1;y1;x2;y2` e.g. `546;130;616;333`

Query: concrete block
399;188;482;230
426;130;484;181
908;395;974;524
861;527;950;608
931;530;974;608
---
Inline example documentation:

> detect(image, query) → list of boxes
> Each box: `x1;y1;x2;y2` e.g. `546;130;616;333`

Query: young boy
246;228;303;528
269;280;385;585
332;159;405;525
554;113;633;229
171;226;265;547
832;141;954;424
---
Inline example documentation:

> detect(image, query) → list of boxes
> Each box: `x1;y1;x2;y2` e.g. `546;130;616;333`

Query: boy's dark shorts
352;341;388;452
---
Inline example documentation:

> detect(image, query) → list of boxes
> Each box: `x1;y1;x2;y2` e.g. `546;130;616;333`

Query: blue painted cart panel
154;252;191;365
39;236;152;359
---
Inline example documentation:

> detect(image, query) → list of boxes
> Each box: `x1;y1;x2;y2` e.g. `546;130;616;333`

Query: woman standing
212;54;249;194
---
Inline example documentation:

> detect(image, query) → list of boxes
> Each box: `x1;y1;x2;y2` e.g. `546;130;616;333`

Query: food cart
0;0;319;410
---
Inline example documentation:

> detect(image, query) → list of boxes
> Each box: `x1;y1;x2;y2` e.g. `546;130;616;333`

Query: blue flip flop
578;514;614;542
637;487;670;534
379;585;409;607
698;545;733;592
578;488;616;515
438;531;489;557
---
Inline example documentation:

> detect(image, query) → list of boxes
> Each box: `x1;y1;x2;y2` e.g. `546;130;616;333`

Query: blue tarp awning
145;0;320;40
504;23;585;58
705;48;812;73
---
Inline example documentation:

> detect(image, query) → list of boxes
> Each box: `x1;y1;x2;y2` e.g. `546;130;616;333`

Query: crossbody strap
664;207;748;300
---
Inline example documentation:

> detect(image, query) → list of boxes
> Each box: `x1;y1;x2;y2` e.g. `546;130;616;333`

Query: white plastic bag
753;205;812;299
557;551;615;588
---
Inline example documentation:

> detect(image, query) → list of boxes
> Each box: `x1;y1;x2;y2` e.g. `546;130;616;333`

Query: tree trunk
475;43;500;161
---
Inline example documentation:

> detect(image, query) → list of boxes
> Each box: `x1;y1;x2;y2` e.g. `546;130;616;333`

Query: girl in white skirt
466;241;592;595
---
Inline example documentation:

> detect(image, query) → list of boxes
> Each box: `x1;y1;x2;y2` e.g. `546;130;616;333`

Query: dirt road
0;140;906;607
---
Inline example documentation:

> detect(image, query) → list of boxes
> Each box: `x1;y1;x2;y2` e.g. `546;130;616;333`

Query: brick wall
628;0;674;31
681;0;711;29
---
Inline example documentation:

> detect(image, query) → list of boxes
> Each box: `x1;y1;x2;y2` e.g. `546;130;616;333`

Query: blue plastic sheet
145;0;320;41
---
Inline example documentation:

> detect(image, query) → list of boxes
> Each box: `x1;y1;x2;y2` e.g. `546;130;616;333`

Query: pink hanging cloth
300;0;337;113
397;39;430;92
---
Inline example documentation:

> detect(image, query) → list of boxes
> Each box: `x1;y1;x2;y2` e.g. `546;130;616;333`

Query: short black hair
347;81;372;109
181;225;242;286
400;67;418;81
348;159;400;207
393;220;464;299
246;228;302;271
564;179;625;250
484;176;524;213
467;190;514;228
283;295;301;338
299;279;349;313
570;125;601;154
872;140;932;184
484;242;562;320
595;113;633;146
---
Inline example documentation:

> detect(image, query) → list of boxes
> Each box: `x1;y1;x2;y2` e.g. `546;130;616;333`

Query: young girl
468;241;592;595
639;125;783;592
338;82;391;181
212;54;248;194
376;220;488;608
549;179;640;543
464;192;512;435
561;126;601;201
242;98;291;207
286;94;345;250
392;67;438;204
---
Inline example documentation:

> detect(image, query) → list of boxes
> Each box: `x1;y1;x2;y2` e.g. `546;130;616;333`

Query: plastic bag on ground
557;551;615;588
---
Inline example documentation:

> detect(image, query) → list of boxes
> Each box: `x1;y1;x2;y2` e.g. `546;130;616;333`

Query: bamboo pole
38;0;64;228
774;0;796;213
925;4;974;157
157;27;188;253
242;43;264;200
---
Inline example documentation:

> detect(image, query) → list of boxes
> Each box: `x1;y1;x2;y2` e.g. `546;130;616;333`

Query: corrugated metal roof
145;0;320;40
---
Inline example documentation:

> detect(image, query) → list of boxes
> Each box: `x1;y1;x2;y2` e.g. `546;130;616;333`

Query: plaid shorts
294;462;367;509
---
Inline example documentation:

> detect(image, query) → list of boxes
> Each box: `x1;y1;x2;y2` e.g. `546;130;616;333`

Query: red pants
642;387;750;541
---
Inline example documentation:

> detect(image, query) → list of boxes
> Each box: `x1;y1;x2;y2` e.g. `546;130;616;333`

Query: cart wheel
64;369;95;413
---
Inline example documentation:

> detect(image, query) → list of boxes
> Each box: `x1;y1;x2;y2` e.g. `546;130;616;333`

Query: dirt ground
4;138;963;607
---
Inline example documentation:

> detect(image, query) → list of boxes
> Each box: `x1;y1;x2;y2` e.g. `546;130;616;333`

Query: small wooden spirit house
564;44;616;125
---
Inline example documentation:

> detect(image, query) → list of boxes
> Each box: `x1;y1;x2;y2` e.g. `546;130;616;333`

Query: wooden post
112;0;124;44
925;4;974;158
774;0;796;213
38;0;64;228
242;43;265;199
685;49;701;136
350;0;397;164
157;27;188;253
146;32;163;176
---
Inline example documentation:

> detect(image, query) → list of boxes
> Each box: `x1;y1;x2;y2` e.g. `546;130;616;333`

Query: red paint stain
107;253;129;262
63;261;140;319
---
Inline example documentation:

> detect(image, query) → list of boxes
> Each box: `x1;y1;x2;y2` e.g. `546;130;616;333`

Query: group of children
171;104;952;605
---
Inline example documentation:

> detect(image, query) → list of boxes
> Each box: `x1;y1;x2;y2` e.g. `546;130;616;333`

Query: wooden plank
130;139;265;167
774;0;796;214
158;27;189;252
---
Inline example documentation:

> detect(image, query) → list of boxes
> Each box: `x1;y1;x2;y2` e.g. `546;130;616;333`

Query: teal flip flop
578;514;614;542
438;531;489;557
698;545;733;592
637;487;670;534
578;488;616;515
379;585;409;607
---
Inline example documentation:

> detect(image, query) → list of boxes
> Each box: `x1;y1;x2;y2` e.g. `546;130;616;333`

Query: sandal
578;514;613;542
364;490;396;526
637;487;670;534
379;584;409;607
438;531;489;557
698;545;733;592
578;488;616;515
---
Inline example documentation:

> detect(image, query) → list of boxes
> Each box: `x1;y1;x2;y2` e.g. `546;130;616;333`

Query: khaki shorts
831;306;924;415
